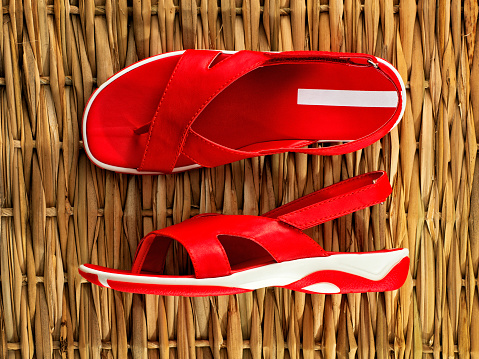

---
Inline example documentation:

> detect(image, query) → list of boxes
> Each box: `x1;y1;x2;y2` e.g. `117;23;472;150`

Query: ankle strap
262;171;391;230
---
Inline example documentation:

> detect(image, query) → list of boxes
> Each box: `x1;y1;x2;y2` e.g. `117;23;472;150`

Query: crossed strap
137;50;383;173
131;171;391;278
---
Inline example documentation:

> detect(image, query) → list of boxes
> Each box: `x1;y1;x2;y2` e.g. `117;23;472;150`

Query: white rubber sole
79;248;409;293
82;51;406;175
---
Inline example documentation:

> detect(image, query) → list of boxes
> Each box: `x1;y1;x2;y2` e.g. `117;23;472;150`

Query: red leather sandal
83;50;406;174
79;171;409;296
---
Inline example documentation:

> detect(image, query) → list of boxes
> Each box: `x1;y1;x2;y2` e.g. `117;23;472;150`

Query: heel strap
262;171;391;230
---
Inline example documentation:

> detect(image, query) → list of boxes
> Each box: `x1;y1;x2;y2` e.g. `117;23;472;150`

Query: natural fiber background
0;0;478;358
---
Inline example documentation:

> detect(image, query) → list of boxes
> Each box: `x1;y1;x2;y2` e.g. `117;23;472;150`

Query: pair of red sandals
79;50;409;296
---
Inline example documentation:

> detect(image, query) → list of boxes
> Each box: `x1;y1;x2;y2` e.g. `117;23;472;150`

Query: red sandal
83;50;406;174
79;171;409;296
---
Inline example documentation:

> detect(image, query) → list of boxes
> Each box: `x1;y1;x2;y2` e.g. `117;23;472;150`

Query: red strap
190;215;327;262
131;215;232;278
181;129;400;170
262;171;391;229
181;130;397;168
138;50;268;173
182;127;400;168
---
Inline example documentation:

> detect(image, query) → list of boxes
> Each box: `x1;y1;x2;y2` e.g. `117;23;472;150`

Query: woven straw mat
0;0;478;358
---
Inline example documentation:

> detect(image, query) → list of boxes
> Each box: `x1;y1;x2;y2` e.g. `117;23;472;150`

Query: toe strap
131;215;232;278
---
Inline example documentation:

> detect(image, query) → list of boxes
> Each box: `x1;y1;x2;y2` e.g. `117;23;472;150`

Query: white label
297;89;398;108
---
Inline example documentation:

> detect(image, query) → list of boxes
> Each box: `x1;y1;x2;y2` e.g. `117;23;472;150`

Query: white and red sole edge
82;50;407;175
78;248;409;296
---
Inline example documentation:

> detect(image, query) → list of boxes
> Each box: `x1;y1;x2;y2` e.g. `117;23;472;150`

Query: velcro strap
263;171;391;230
